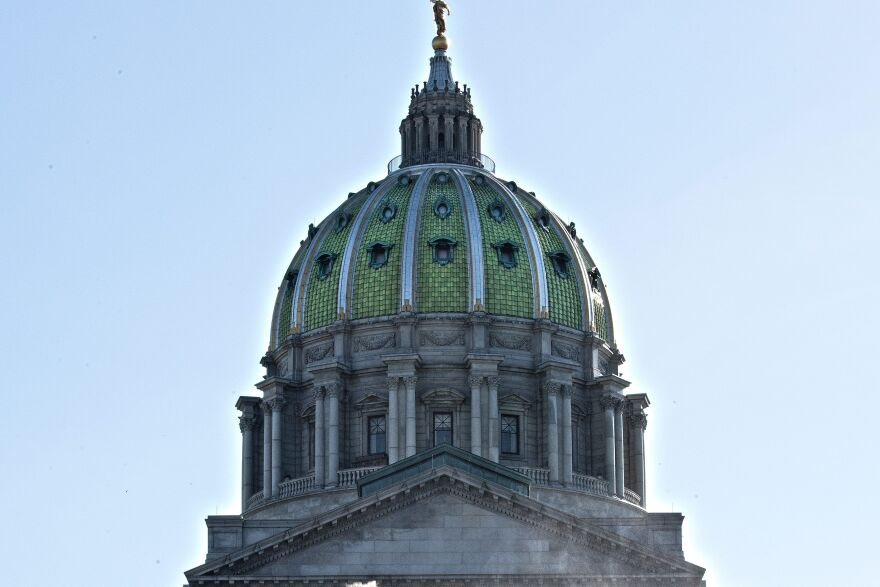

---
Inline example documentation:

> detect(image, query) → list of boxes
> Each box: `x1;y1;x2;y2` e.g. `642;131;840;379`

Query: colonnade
387;376;417;464
238;382;648;508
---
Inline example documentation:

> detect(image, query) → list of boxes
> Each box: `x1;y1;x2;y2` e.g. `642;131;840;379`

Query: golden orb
432;35;449;51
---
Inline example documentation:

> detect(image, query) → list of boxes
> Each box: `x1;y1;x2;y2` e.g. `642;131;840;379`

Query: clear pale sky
1;2;878;585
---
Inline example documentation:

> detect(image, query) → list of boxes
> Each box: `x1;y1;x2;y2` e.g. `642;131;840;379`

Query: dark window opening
488;201;506;222
308;420;316;470
433;412;453;446
548;252;571;278
378;201;397;224
493;240;519;269
315;253;337;280
368;415;386;455
367;242;393;269
501;414;520;455
428;237;457;266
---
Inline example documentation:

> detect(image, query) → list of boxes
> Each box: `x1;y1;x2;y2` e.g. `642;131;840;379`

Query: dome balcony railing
247;465;639;511
387;152;495;175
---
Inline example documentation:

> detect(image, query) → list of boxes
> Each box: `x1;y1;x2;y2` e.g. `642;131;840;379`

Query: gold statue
431;0;450;37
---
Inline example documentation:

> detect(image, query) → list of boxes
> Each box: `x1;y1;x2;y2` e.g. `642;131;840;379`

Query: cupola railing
387;153;495;175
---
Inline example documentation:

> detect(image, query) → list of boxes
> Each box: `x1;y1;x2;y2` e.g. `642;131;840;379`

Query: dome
269;165;615;348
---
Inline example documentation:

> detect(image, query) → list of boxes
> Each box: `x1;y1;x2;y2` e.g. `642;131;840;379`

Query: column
545;382;560;483
387;377;399;464
469;376;482;457
404;376;417;458
487;376;499;463
444;116;455;159
614;400;625;498
415;118;425;163
239;415;257;511
428;114;439;158
630;413;648;506
458;116;468;162
262;402;272;499
600;395;617;497
268;395;286;498
326;383;340;487
562;385;573;485
314;388;326;487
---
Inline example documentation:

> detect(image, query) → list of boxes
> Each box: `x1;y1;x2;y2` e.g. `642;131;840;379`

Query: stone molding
304;341;334;364
551;340;581;362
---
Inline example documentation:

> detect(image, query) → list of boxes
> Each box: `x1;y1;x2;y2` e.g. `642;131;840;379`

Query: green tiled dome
269;166;615;349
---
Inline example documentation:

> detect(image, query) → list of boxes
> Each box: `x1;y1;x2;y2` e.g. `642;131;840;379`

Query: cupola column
630;413;648;506
314;388;326;487
545;382;561;483
414;118;425;164
469;376;482;457
614;400;626;498
600;395;618;497
268;394;286;498
326;383;341;487
261;402;272;499
387;377;400;464
238;415;257;510
443;116;455;160
457;116;468;163
562;385;573;484
404;376;417;458
428;114;440;159
488;376;499;463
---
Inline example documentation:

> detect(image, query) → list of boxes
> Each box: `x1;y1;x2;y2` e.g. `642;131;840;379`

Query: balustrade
279;474;316;499
624;488;642;507
511;467;550;485
571;473;611;497
337;467;381;487
245;490;264;510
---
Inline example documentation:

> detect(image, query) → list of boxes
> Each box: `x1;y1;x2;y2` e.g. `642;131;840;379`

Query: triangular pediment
353;393;388;410
499;392;533;408
186;458;705;585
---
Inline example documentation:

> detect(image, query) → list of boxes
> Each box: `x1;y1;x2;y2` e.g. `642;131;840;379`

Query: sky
1;1;878;585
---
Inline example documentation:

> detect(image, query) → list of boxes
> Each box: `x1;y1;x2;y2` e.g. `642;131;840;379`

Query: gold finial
431;0;450;50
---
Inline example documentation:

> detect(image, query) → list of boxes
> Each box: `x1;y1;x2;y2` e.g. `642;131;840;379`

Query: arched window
315;253;337;280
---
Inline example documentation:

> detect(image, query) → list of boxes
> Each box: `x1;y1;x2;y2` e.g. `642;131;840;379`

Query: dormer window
589;267;602;291
336;212;351;232
428;237;457;266
367;241;394;269
492;240;519;269
535;208;551;228
315;253;337;280
434;196;452;219
548;251;571;278
378;201;397;224
488;200;506;222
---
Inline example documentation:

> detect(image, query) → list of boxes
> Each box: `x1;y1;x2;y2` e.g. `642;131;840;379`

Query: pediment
353;393;388;410
422;387;466;405
499;392;532;408
186;459;705;585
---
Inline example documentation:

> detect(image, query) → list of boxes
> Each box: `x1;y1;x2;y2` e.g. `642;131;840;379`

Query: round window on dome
488;200;506;222
378;201;397;224
436;172;449;184
473;175;486;187
434;197;452;219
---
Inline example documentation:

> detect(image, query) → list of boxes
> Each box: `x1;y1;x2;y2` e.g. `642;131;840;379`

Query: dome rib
335;179;397;320
545;206;593;332
290;208;345;333
483;174;550;319
451;169;484;311
399;170;433;310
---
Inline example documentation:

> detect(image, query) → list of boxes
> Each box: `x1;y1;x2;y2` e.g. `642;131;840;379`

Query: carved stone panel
304;341;334;364
489;332;532;352
419;330;465;347
354;333;396;353
551;341;581;362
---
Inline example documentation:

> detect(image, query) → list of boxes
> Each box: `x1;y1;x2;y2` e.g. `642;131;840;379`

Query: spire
397;1;484;169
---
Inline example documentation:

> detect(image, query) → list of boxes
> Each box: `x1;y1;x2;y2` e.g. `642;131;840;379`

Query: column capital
468;375;483;387
543;381;562;396
403;375;417;387
313;387;326;402
387;376;400;390
486;376;499;391
267;395;287;411
561;384;573;398
599;394;622;411
324;382;342;399
239;415;258;432
261;401;272;415
629;413;648;430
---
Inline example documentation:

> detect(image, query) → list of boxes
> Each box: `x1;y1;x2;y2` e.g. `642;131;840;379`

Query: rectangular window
433;412;453;446
501;414;520;455
368;415;386;454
